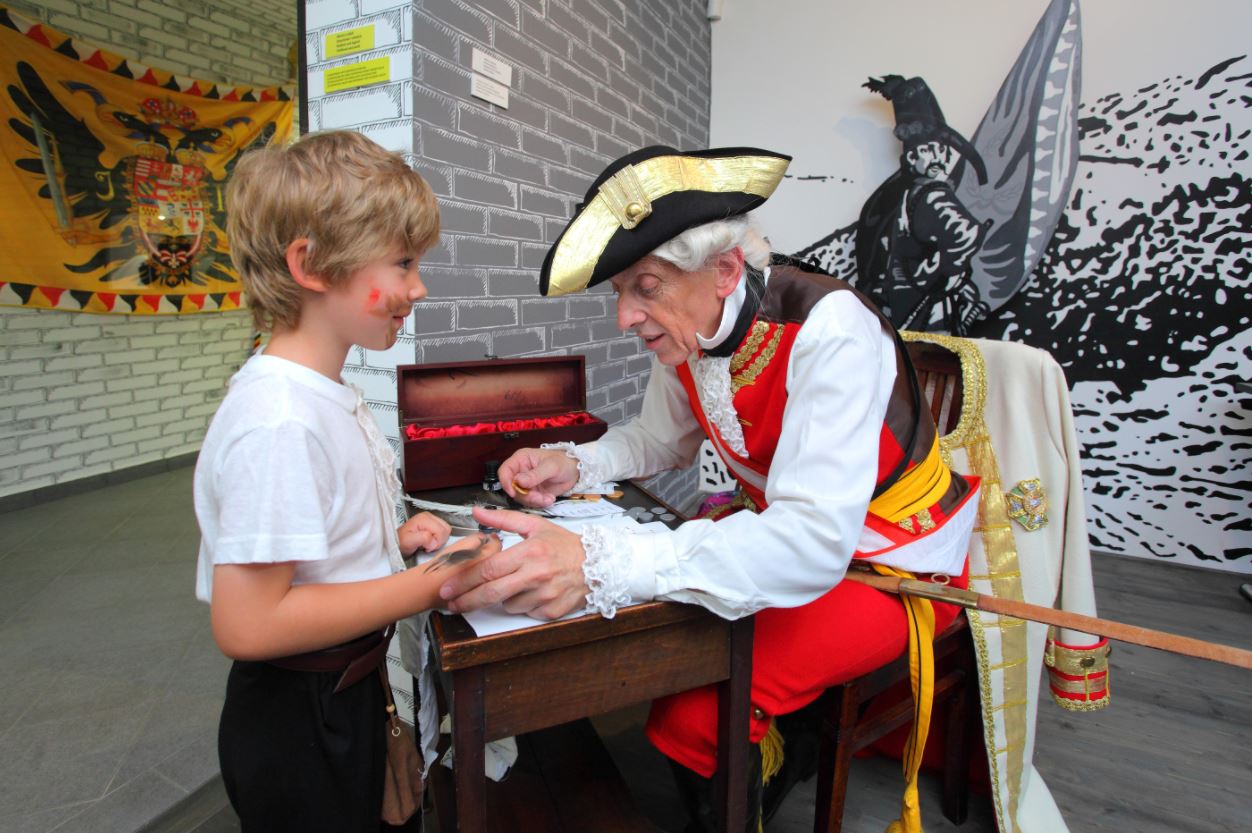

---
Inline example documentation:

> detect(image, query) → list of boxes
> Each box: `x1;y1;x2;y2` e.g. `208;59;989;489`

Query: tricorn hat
538;146;791;296
864;75;987;185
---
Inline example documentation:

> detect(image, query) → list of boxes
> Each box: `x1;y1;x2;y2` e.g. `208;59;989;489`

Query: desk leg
452;665;487;833
715;616;755;833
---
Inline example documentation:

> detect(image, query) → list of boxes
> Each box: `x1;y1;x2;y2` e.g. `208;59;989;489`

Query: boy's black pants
219;660;386;833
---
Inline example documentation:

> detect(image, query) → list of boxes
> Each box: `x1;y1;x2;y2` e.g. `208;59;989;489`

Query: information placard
471;48;513;86
470;74;509;108
324;25;375;58
324;57;390;93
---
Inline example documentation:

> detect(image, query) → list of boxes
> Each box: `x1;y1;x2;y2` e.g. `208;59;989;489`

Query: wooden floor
152;552;1252;833
597;552;1252;833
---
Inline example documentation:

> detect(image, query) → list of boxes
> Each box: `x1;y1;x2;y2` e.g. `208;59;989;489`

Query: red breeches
645;563;968;777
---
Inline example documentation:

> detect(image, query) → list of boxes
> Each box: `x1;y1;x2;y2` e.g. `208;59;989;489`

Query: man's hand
498;447;580;508
438;505;589;620
398;511;451;556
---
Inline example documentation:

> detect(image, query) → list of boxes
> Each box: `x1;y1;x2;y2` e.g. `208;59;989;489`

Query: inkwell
476;460;504;534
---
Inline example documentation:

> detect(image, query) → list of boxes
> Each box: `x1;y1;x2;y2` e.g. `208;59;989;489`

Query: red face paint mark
367;287;381;307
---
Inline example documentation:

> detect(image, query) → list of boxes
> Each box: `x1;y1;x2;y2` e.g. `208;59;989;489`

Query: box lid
397;356;589;424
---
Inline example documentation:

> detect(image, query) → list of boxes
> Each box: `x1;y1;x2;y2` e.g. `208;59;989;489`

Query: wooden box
398;356;607;492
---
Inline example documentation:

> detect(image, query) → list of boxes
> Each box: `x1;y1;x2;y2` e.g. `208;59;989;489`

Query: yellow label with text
324;25;375;58
324;57;390;93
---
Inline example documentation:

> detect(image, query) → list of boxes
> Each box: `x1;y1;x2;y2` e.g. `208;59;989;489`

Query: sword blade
845;571;1252;671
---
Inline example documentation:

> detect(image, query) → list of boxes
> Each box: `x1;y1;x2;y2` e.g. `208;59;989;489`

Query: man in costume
442;146;982;832
857;75;991;336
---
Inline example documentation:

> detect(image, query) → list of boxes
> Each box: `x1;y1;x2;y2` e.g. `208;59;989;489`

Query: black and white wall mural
711;0;1250;572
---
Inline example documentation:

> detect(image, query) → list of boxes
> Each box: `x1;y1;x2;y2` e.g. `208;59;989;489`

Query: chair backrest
906;340;963;436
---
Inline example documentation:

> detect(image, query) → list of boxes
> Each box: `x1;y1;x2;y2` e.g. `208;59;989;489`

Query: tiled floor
0;466;229;833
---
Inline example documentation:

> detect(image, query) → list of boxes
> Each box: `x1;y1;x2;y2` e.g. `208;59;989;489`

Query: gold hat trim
546;153;790;296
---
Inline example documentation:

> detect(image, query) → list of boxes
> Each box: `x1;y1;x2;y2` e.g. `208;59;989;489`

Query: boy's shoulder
213;355;357;435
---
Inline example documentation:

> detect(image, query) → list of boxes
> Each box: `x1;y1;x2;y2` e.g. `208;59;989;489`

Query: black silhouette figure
857;75;991;335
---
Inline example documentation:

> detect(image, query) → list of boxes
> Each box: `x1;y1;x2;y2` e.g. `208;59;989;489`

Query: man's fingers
472;506;546;536
499;449;546;495
521;454;574;490
438;540;525;594
440;546;535;612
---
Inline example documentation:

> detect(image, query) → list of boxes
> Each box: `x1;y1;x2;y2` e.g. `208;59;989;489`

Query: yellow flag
0;5;293;314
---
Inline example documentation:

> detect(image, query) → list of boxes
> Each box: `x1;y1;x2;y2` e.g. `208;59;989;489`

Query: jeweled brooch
1005;478;1048;531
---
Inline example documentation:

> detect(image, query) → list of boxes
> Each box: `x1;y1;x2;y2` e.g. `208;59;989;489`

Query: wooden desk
414;481;754;833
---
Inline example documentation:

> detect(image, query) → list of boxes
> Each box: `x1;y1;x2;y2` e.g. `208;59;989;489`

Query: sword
844;571;1252;671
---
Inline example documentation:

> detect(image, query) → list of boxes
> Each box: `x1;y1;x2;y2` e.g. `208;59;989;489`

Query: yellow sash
872;564;937;833
869;435;950;522
868;434;948;833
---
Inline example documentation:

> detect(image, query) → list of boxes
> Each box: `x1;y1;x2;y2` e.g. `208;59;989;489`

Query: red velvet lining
403;411;597;440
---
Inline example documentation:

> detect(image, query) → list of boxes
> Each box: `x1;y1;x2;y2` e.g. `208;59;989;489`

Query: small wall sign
324;25;375;59
324;56;390;93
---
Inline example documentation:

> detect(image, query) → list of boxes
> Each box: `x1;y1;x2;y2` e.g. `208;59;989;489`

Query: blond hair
226;130;440;331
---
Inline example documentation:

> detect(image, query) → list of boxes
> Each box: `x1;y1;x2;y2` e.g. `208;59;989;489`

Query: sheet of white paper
544;499;626;518
461;603;591;636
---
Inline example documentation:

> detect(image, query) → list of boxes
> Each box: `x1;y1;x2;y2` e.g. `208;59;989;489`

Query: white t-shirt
194;354;393;603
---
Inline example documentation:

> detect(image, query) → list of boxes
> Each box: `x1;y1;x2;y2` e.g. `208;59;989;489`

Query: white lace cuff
541;441;616;493
581;524;635;618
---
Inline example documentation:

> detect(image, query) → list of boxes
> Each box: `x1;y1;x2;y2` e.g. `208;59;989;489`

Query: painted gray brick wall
415;0;712;510
0;0;296;500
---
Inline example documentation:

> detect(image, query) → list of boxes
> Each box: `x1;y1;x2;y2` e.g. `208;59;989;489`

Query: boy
194;130;497;832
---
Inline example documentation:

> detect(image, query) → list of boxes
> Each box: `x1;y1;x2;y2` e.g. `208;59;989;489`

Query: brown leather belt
269;624;395;692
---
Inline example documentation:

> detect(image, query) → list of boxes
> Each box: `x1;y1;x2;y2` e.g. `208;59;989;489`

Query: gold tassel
753;721;785;833
760;720;784;784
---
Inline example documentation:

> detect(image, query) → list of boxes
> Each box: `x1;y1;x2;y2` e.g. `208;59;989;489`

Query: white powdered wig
650;215;770;272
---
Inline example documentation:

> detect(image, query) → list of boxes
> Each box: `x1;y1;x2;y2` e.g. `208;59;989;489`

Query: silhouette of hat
538;145;791;296
865;75;987;185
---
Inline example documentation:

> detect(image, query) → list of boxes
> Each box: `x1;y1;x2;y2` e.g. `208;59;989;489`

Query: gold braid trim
730;320;769;375
1044;633;1112;711
699;501;737;522
1044;635;1112;676
736;489;760;514
1044;695;1111;713
732;324;783;393
901;330;1027;833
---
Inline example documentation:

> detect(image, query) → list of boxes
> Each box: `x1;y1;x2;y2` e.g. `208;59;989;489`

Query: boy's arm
210;536;499;660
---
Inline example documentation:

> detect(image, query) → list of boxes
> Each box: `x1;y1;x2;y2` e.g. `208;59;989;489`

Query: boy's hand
498;447;580;509
439;506;589;620
398;511;451;555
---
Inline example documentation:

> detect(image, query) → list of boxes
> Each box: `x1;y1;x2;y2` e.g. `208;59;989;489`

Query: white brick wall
4;0;295;85
0;310;256;496
0;0;296;500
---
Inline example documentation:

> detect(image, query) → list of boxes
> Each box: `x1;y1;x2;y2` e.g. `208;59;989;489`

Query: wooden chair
810;339;979;833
